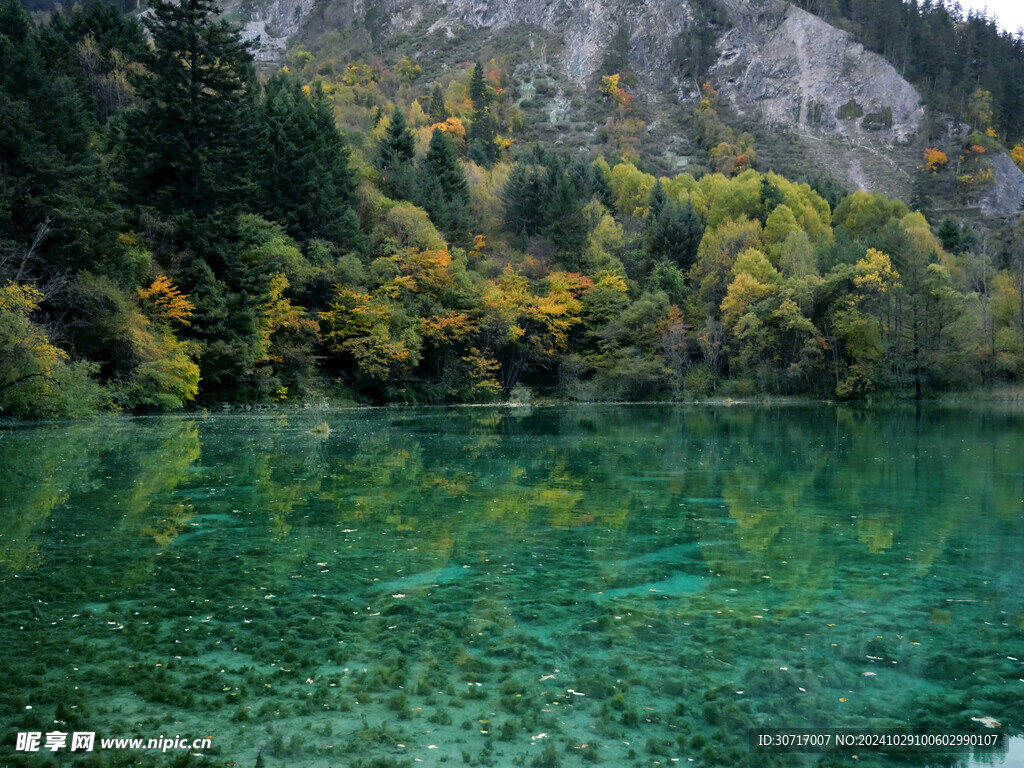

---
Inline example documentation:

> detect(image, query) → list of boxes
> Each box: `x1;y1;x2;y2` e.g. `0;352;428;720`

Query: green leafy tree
832;190;908;243
321;286;422;398
0;282;103;417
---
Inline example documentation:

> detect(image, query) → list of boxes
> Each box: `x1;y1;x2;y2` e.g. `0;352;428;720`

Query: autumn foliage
138;275;195;327
921;147;948;173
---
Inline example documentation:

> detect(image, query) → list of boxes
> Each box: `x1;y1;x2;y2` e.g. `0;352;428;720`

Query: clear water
1;404;1023;767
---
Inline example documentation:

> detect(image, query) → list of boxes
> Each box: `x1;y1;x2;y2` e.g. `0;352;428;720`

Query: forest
3;0;1024;417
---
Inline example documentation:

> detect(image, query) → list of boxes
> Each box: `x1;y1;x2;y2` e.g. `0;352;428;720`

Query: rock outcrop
980;151;1024;216
231;0;318;60
709;0;927;199
713;0;923;147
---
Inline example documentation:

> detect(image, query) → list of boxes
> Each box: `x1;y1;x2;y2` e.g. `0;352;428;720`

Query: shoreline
9;390;1024;428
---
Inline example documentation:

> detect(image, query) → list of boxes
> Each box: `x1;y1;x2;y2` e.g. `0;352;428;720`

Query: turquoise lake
1;404;1023;767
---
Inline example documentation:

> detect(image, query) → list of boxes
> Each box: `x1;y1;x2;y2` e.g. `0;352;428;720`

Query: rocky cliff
714;1;923;145
235;0;317;60
710;0;926;199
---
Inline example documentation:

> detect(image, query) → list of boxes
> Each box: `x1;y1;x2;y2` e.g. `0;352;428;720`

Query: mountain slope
713;0;924;200
232;0;1024;211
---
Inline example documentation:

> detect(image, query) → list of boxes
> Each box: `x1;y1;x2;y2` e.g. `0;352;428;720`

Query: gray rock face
707;0;932;199
980;152;1024;216
422;0;696;85
713;1;924;147
230;0;318;60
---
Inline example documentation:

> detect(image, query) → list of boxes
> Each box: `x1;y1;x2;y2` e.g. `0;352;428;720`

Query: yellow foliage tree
321;287;421;383
399;54;422;81
138;275;194;327
721;249;781;327
854;248;901;293
1011;144;1024;171
599;74;620;97
428;116;466;140
922;147;948;173
121;311;200;410
0;283;67;403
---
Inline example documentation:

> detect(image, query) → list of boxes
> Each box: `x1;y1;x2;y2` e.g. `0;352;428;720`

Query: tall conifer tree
119;0;267;399
427;83;450;125
418;128;471;245
123;0;258;226
546;175;588;269
376;106;416;201
260;73;358;247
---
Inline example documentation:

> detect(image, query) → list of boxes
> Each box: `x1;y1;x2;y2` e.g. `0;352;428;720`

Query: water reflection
0;405;1022;767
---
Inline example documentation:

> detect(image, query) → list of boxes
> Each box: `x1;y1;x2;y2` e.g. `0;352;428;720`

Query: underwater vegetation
0;406;1022;766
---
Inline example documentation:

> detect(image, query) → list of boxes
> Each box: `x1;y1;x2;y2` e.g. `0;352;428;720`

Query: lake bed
2;404;1022;767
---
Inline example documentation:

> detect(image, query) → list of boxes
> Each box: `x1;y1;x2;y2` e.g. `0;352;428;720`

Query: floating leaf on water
972;716;1001;728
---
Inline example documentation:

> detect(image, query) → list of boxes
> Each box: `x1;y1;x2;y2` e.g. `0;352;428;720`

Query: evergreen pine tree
569;156;593;201
502;163;551;237
648;199;704;271
467;110;498;165
428;83;450;124
0;0;118;280
260;73;358;248
908;171;933;217
417;128;471;245
122;0;258;225
40;3;148;125
590;162;617;212
468;139;490;166
546;175;588;269
117;0;280;400
466;61;498;165
758;177;784;225
936;217;962;253
648;180;668;221
377;106;416;201
470;61;488;111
